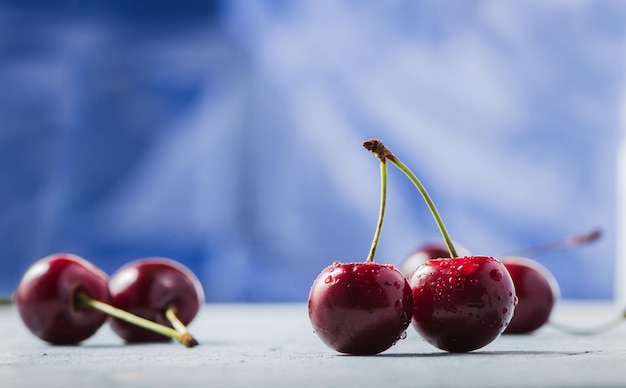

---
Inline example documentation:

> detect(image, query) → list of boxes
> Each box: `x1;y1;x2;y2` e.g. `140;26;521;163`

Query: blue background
1;1;624;302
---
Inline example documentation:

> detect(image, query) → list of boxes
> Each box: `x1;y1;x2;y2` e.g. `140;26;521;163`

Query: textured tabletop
1;301;625;387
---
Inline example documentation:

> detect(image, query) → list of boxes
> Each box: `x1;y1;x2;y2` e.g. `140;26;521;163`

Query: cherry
108;258;204;344
309;261;413;355
400;241;471;278
410;255;516;352
364;138;517;352
15;253;199;347
501;256;559;334
501;229;601;335
308;147;413;355
14;253;111;345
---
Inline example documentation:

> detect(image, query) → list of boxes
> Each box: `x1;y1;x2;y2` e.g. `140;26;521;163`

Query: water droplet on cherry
489;269;503;281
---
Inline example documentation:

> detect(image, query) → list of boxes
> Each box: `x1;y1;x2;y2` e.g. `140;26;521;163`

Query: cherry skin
308;261;413;355
108;258;205;343
501;256;559;334
400;241;471;278
14;253;111;345
410;255;517;352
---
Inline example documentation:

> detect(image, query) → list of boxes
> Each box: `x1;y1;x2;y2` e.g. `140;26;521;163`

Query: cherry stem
547;313;624;335
366;159;388;263
502;228;602;258
76;292;198;348
164;305;199;347
363;139;458;258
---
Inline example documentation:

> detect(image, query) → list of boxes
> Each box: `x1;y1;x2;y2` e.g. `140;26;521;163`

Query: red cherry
108;258;205;343
309;146;413;355
308;261;413;355
410;256;517;352
501;256;559;334
400;241;471;278
14;253;111;345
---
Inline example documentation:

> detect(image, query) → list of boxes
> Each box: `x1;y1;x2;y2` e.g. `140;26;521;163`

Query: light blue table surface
1;301;625;387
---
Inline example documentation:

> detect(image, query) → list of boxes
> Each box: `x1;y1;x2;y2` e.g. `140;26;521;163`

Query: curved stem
77;292;198;348
547;313;624;335
363;139;458;258
366;160;388;263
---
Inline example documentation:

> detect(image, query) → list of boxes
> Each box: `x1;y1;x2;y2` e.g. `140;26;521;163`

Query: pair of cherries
14;253;204;347
401;242;559;335
402;228;601;335
309;139;518;355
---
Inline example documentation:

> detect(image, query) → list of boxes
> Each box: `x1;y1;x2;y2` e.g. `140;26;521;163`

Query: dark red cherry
410;255;517;352
400;241;471;278
14;253;110;345
108;258;205;343
308;261;413;355
502;256;559;334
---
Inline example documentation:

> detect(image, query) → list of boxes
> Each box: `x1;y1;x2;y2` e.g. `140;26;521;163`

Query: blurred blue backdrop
1;1;624;302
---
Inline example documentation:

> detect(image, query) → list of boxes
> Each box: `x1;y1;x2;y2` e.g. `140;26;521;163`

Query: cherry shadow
341;350;594;358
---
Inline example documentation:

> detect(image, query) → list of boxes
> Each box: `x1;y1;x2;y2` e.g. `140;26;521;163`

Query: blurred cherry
108;258;204;344
14;253;111;345
15;253;199;347
499;229;600;334
501;256;559;334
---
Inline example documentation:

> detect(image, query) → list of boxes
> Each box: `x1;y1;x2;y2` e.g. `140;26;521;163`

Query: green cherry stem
77;292;198;348
363;138;458;258
366;157;388;263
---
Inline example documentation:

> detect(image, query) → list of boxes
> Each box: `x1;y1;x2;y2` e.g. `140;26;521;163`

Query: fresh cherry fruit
309;261;413;355
14;253;111;345
363;139;517;352
501;256;559;334
108;258;205;343
400;241;471;278
410;256;517;352
309;146;413;355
